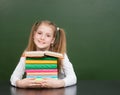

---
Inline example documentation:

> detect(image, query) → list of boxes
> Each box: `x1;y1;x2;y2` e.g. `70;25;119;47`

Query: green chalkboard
0;0;120;81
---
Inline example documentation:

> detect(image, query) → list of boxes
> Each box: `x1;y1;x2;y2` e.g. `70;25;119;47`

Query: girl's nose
41;35;45;40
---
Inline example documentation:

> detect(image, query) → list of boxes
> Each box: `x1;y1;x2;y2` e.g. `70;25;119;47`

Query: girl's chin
36;46;49;51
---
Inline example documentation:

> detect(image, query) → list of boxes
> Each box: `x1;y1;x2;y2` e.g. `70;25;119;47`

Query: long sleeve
60;54;77;87
10;57;25;86
10;54;77;87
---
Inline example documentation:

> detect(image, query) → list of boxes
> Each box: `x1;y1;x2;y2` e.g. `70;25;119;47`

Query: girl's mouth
38;40;45;44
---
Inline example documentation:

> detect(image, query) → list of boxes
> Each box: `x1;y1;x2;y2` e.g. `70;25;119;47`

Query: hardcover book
25;51;63;80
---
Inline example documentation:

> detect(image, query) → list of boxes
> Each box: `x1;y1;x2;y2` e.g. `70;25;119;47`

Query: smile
38;40;45;44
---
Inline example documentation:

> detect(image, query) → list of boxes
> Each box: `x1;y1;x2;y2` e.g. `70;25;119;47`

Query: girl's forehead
37;24;54;33
39;23;55;30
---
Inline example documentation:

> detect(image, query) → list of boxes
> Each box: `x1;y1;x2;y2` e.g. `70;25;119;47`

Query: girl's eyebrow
46;31;52;34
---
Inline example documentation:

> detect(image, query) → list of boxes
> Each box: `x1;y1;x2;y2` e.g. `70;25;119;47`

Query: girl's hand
39;78;65;88
16;78;42;88
16;78;65;88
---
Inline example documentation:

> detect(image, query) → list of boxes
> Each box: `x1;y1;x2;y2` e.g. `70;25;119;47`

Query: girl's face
33;24;55;51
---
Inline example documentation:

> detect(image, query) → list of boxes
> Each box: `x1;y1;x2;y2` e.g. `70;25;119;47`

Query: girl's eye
38;32;42;34
47;35;51;37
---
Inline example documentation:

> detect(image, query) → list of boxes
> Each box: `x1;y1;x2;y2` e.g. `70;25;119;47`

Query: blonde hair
25;20;66;54
24;20;67;70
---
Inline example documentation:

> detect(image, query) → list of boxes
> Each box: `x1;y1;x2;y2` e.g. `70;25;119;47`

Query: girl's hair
25;20;66;54
24;20;67;71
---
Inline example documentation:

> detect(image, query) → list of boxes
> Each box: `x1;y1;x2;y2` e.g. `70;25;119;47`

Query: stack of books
25;51;63;80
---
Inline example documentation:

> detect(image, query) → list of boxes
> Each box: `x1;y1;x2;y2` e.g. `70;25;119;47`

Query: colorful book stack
25;51;63;80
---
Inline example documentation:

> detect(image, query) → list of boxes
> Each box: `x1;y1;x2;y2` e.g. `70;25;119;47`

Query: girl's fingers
27;78;36;80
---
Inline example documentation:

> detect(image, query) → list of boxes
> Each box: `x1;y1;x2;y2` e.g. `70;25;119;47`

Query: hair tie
57;27;60;31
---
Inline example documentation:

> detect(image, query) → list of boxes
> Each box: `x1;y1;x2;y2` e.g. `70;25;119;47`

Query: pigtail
54;28;66;54
25;21;40;51
55;28;67;71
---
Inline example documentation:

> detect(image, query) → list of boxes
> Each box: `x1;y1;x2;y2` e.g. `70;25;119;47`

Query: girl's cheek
35;34;40;39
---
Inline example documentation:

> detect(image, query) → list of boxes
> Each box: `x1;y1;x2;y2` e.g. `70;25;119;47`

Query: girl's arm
10;56;64;88
10;57;26;86
39;53;77;88
10;57;43;88
62;53;77;87
10;54;77;88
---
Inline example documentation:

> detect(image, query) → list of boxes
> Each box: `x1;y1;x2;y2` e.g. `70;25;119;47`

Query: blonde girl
10;20;77;88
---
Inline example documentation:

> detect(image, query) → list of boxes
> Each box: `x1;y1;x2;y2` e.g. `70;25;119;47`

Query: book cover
25;51;63;59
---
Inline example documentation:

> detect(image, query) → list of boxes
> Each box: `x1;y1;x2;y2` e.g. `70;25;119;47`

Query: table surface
0;80;120;95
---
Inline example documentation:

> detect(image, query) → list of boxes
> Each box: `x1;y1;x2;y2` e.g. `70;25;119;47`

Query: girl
10;20;77;88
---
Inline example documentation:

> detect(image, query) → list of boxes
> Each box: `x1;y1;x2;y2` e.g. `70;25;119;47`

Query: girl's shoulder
21;53;25;57
21;51;26;57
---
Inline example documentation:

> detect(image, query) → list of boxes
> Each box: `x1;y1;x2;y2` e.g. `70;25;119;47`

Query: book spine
25;56;58;79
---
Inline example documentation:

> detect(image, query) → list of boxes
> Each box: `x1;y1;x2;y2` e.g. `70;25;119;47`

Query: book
25;51;63;59
25;51;62;80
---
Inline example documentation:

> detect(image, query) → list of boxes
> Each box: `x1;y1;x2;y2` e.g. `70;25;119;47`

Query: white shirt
10;53;77;87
